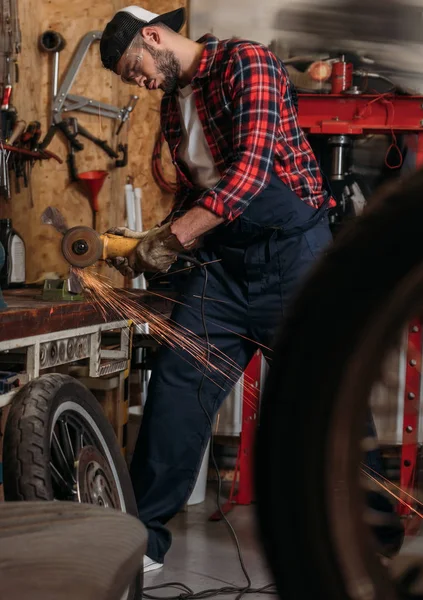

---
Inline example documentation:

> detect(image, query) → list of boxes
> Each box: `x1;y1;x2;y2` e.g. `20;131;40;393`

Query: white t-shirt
177;84;220;189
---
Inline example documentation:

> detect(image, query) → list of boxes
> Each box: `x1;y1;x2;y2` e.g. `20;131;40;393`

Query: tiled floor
142;488;275;599
141;485;423;598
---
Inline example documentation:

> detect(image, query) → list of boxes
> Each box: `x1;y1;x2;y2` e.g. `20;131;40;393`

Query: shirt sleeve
195;44;285;221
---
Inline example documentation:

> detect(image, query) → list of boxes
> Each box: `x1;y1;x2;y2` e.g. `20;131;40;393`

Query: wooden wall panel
1;0;186;285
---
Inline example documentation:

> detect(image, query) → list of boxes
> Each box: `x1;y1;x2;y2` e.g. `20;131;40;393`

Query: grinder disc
61;226;103;268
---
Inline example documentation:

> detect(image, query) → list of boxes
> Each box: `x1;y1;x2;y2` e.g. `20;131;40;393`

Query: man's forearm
170;206;224;247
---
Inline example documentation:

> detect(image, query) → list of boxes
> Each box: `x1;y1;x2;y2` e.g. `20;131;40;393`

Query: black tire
255;169;423;599
3;373;140;598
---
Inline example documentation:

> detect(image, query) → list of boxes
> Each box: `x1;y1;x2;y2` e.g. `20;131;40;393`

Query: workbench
0;287;173;343
0;287;173;448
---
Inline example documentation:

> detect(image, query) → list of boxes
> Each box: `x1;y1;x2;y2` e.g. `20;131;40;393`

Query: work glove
106;222;185;278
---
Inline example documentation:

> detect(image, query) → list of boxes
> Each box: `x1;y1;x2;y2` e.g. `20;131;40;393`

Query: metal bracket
51;31;138;125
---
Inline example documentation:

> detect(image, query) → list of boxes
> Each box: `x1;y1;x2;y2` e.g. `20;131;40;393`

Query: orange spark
72;267;256;398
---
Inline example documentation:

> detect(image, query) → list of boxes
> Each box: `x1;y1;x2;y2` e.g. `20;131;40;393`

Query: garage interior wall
0;0;184;284
190;0;293;46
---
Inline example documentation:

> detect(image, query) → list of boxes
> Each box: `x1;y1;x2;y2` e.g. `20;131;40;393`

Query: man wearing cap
100;5;403;573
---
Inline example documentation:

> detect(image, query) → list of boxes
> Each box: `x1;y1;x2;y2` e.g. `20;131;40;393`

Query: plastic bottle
0;219;26;289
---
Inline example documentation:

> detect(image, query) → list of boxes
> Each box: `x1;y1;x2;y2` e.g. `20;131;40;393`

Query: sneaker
143;555;163;573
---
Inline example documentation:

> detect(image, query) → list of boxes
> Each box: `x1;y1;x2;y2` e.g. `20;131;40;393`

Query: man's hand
106;223;185;277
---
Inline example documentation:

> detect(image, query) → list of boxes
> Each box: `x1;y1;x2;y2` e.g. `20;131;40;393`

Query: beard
144;44;181;93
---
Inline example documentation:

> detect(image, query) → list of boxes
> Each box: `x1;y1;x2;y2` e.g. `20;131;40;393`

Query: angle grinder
61;226;140;268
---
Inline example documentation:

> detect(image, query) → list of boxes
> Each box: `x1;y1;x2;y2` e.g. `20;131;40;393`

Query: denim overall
129;172;402;562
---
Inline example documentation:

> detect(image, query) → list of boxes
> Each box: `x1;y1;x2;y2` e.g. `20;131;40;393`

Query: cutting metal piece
67;271;83;295
62;226;103;268
41;206;69;235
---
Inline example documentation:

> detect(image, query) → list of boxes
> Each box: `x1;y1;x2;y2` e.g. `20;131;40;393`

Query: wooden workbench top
0;288;175;343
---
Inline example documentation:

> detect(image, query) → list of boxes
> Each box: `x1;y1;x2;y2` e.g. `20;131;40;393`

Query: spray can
331;56;353;94
0;219;26;289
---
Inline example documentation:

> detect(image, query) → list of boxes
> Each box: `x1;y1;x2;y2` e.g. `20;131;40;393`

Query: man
100;5;401;572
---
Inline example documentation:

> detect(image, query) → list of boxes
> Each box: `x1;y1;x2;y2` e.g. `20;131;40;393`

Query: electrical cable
354;91;404;170
142;255;277;600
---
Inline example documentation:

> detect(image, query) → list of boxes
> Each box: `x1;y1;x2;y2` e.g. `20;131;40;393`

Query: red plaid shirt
161;34;334;222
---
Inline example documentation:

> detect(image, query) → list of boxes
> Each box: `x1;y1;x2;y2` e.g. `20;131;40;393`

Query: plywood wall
1;0;185;284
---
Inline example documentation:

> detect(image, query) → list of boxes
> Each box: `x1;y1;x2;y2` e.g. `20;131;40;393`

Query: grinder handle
100;233;140;260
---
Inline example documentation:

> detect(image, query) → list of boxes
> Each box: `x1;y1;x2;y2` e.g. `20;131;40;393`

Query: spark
85;270;261;407
80;269;260;400
362;469;423;519
144;289;273;355
362;463;423;509
72;267;259;407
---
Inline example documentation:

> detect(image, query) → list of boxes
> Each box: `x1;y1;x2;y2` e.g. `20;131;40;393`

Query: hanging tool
63;117;119;166
1;55;14;142
51;115;126;182
0;0;21;146
38;30;66;108
20;120;41;150
1;55;12;110
39;31;139;152
0;144;11;200
77;170;108;230
57;127;112;226
0;105;16;141
13;121;42;206
0;0;21;102
60;116;128;172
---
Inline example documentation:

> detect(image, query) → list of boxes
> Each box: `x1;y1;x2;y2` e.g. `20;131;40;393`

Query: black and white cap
100;5;185;71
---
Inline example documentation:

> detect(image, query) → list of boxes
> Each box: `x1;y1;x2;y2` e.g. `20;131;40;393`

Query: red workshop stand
209;349;262;520
298;92;423;528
